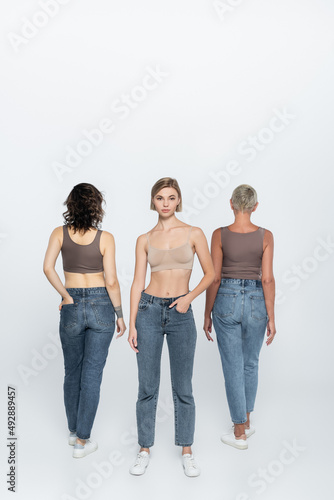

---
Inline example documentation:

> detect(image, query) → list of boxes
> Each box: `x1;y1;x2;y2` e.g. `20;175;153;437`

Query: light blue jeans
135;290;197;448
59;287;115;439
212;279;268;424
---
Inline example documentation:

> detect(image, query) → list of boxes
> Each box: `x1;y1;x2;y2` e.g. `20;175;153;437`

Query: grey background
1;1;333;499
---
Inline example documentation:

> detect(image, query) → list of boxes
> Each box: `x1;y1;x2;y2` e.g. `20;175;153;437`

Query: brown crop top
61;225;104;273
146;226;194;272
221;226;265;279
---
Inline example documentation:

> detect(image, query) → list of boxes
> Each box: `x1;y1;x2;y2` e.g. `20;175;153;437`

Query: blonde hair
231;184;258;213
150;177;182;211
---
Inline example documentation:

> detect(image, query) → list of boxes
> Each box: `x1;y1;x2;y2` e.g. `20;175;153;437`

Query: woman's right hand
203;315;214;342
266;319;276;345
59;296;74;311
128;326;139;353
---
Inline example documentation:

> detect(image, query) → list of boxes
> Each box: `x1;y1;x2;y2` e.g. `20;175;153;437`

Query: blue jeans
212;279;268;424
59;287;115;440
135;291;197;448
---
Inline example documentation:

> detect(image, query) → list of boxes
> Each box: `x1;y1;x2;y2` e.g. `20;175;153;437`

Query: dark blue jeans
135;291;197;448
59;287;115;440
212;279;268;424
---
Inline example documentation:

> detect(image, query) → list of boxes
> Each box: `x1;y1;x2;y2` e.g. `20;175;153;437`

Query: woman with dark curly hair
43;183;126;458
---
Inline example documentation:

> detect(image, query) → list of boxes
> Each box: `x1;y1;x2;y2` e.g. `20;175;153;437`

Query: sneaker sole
73;445;98;458
182;465;200;477
245;428;255;438
221;437;248;450
129;469;147;475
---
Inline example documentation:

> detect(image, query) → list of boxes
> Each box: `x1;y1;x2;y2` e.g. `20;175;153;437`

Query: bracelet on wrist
114;305;123;319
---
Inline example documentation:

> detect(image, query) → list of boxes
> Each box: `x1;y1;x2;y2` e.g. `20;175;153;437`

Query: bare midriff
144;268;192;297
64;271;106;288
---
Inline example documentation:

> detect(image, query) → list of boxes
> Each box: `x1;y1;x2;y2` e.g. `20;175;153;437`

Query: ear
252;202;259;212
229;199;234;210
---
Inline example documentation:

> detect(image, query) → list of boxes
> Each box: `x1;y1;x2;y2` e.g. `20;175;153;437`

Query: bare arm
203;227;222;341
43;227;73;307
261;230;276;345
128;234;148;352
101;231;126;338
169;227;215;312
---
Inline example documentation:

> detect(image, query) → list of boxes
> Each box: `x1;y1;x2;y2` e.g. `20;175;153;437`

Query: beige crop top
146;226;194;272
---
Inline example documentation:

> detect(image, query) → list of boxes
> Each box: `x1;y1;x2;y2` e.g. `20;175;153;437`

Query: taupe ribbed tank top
221;226;265;279
61;225;104;273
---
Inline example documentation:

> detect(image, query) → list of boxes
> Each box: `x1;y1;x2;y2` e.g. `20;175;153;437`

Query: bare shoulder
51;226;64;240
189;226;208;246
137;232;149;249
263;228;274;241
212;227;222;238
263;228;274;250
101;230;115;244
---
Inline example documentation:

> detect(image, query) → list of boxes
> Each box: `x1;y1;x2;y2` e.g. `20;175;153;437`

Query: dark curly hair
62;183;105;233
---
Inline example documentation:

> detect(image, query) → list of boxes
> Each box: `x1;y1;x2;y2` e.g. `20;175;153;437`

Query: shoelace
134;453;147;468
183;455;198;470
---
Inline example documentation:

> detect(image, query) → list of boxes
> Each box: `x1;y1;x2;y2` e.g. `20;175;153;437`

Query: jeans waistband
220;279;263;288
141;290;189;305
66;287;108;295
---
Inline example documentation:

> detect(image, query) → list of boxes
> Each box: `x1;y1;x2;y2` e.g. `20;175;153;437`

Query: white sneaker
231;424;256;439
129;451;150;475
68;432;77;446
182;454;201;477
221;432;248;450
245;425;255;438
72;440;98;458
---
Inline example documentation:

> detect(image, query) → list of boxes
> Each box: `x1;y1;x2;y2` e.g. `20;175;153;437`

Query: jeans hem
77;435;90;440
232;419;247;425
138;443;153;448
176;442;193;447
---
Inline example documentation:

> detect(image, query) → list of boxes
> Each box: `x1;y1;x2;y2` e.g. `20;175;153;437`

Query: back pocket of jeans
91;301;115;327
60;303;78;329
215;292;237;317
250;295;267;320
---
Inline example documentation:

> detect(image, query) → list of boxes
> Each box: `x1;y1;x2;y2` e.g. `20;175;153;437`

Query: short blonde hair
231;184;258;213
150;177;182;211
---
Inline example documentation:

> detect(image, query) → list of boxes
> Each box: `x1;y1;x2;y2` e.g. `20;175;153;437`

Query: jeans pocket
214;292;237;317
60;303;78;329
250;295;267;320
91;301;115;327
175;303;192;314
138;298;150;311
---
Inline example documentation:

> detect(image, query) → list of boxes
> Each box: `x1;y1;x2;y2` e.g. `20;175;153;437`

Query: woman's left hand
169;295;191;313
115;318;127;339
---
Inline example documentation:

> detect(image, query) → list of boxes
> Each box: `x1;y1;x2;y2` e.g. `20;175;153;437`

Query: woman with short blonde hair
128;177;215;477
204;184;276;450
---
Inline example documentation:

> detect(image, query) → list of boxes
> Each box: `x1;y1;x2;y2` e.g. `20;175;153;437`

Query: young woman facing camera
128;177;214;477
43;183;126;458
